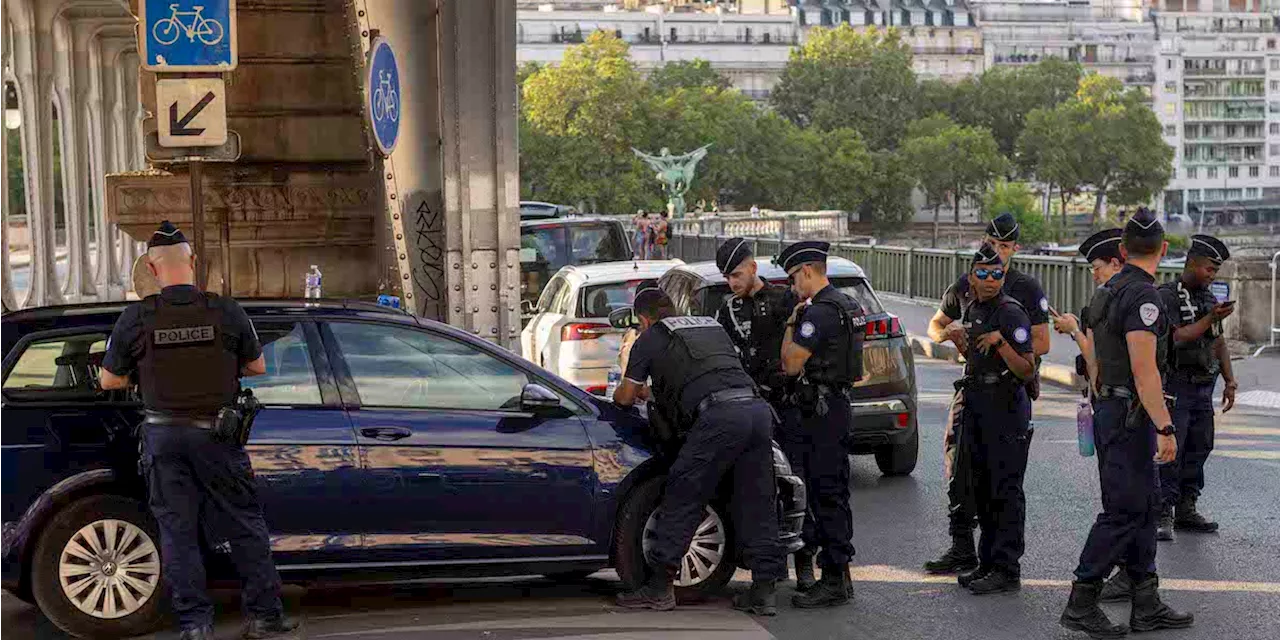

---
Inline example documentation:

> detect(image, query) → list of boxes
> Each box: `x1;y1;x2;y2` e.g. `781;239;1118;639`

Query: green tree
648;59;732;93
1018;104;1088;228
983;180;1048;244
904;117;1007;245
949;59;1083;168
858;150;916;233
770;25;919;150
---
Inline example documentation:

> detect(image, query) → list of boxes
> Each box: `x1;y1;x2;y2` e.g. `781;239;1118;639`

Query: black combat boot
616;566;676;611
1059;581;1129;639
966;568;1021;595
923;535;978;574
1174;495;1219;533
792;564;851;608
1098;569;1133;603
957;564;992;589
732;579;778;616
793;548;817;592
180;626;215;640
1128;574;1194;632
1156;505;1176;541
243;615;300;639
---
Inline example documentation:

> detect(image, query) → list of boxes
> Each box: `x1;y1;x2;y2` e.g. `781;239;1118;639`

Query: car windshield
697;276;883;316
520;223;630;314
580;279;648;318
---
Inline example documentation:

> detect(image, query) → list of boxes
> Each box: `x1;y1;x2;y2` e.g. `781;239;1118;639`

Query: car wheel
614;478;736;600
875;427;919;476
31;494;167;639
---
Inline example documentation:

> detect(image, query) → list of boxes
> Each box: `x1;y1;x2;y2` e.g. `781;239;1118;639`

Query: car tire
875;427;919;476
613;477;736;600
31;494;168;639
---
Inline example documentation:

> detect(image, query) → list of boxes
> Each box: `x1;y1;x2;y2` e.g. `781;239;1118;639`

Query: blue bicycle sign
141;0;237;71
365;37;401;156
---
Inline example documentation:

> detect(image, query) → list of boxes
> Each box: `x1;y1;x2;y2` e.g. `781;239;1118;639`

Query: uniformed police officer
1051;228;1125;386
1156;234;1236;540
1060;209;1193;638
924;212;1051;575
100;222;297;640
612;288;785;615
948;243;1037;595
777;240;866;608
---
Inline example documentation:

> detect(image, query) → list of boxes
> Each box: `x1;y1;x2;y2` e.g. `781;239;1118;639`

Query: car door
322;320;599;564
534;277;576;371
236;319;363;566
521;275;566;364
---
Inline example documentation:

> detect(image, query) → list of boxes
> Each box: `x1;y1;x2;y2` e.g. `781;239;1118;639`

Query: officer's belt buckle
1097;385;1135;400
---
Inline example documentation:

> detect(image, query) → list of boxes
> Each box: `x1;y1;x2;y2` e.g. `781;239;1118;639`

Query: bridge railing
661;211;847;240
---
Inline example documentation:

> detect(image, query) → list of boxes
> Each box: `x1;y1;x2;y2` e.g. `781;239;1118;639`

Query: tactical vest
1087;270;1169;389
800;292;866;387
652;316;745;420
1162;280;1220;378
722;283;791;386
139;292;240;415
961;294;1024;377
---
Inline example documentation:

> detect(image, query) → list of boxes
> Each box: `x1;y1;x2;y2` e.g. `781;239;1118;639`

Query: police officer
1156;234;1236;540
924;212;1051;575
612;288;785;615
1051;228;1125;386
1060;209;1193;638
100;222;296;640
777;240;866;608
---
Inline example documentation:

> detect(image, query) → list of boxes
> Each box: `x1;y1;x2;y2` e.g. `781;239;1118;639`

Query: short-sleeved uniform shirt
102;285;262;378
940;268;1049;327
961;295;1034;377
624;321;753;418
792;284;849;378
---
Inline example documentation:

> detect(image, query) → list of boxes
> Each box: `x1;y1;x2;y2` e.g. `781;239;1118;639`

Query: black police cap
1187;234;1230;265
1124;207;1163;239
715;237;753;275
147;220;188;249
985;212;1020;242
1079;228;1123;262
776;240;830;272
971;242;1004;267
634;279;661;296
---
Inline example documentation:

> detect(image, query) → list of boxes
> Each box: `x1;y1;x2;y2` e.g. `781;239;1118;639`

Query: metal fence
669;233;1181;316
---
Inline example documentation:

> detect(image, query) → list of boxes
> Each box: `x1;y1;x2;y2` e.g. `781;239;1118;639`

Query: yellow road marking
1215;450;1280;460
1218;426;1280;437
1213;439;1278;447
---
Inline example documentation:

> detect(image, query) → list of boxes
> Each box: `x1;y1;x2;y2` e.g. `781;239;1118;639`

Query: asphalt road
4;359;1278;639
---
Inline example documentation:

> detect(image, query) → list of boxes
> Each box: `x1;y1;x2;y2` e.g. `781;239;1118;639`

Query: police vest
139;292;240;415
1161;280;1220;378
721;284;791;386
800;293;866;387
653;316;745;419
961;294;1024;378
1087;271;1169;389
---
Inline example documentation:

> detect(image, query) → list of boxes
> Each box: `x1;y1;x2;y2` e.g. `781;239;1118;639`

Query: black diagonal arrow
169;91;215;137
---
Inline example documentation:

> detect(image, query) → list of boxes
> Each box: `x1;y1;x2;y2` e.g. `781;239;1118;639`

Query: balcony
1183;67;1267;78
914;46;983;56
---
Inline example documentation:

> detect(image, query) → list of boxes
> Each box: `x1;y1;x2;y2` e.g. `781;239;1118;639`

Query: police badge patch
1039;298;1049;312
799;321;816;338
1140;302;1160;326
1013;327;1029;344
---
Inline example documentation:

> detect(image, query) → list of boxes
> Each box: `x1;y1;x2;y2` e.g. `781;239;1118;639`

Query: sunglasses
974;268;1006;281
787;268;804;285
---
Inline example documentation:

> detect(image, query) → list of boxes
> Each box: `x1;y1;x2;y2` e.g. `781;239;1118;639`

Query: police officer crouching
100;222;297;640
777;241;866;608
612;288;785;615
1060;209;1193;638
950;243;1037;595
1156;234;1236;541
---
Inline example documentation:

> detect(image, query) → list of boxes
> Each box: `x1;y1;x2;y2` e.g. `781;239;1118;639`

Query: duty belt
1096;385;1135;400
956;372;1014;389
694;388;758;421
143;410;215;430
1170;371;1218;386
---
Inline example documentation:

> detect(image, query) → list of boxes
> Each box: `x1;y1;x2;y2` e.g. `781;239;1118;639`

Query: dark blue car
1;300;804;638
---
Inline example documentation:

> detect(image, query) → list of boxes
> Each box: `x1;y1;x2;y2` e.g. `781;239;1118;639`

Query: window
1249;166;1260;177
330;323;531;412
1164;103;1175;115
1164;81;1177;94
1166;59;1173;70
3;333;108;393
1207;166;1219;179
1271;80;1280;92
237;323;321;405
1272;59;1280;71
1246;188;1259;199
1164;124;1177;136
580;279;649;318
1272;123;1280;135
1186;167;1198;179
1273;143;1280;155
1229;166;1240;178
1271;166;1280;177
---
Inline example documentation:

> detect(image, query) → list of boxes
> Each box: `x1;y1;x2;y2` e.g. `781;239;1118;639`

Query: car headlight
771;444;793;475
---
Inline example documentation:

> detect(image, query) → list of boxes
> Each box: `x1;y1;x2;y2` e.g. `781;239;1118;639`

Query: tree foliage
903;117;1007;232
647;59;732;93
983;180;1047;244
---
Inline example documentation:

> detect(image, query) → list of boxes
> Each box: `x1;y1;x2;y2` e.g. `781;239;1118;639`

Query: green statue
632;145;711;218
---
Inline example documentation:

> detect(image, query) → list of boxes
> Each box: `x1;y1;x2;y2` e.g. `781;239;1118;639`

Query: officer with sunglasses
924;212;1051;577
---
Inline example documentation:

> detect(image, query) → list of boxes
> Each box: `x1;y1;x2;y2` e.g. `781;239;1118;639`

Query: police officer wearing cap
612;288;785;615
777;240;866;608
100;222;297;640
1155;234;1236;541
1052;228;1126;386
924;212;1051;576
949;243;1037;595
1060;208;1193;639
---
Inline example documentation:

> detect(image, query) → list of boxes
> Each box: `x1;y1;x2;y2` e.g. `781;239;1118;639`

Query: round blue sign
366;37;400;155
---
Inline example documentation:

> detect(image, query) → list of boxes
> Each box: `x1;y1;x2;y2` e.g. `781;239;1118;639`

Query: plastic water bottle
1077;398;1095;457
304;265;322;299
605;365;622;399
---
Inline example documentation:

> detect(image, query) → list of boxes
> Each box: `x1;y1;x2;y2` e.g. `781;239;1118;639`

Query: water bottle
605;365;622;399
304;265;322;299
1077;398;1095;457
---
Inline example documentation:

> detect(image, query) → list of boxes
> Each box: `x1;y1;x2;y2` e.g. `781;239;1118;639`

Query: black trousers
779;395;855;570
141;424;283;629
961;386;1032;576
943;390;978;540
1161;377;1216;508
646;398;785;581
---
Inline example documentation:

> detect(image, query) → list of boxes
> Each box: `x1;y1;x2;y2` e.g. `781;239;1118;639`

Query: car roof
671;256;867;285
556;260;684;285
519;216;623;228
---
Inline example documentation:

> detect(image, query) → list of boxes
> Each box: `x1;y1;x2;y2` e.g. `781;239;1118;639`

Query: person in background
651;213;670;260
633;209;649;260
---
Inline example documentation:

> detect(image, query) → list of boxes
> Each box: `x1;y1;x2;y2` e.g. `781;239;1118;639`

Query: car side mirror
520;383;562;412
521;299;537;315
608;306;639;330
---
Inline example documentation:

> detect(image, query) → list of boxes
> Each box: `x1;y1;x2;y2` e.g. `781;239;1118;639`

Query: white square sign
156;78;228;147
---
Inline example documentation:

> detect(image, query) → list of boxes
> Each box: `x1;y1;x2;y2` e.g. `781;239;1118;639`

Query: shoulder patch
799;321;816;339
1039;297;1049;312
1139;302;1160;327
1013;327;1029;344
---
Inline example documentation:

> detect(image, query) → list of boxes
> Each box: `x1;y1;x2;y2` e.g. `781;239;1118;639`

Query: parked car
519;217;633;323
519;201;575;220
520;260;683;395
656;257;920;476
1;299;804;638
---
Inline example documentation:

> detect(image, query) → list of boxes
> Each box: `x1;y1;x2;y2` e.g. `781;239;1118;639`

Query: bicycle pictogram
372;70;399;123
151;3;226;46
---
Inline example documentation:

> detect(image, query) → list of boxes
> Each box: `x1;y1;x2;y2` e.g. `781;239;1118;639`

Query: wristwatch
1155;424;1175;436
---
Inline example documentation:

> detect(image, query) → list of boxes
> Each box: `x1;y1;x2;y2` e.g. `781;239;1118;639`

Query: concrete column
89;32;125;299
53;15;94;300
2;15;17;311
111;47;138;283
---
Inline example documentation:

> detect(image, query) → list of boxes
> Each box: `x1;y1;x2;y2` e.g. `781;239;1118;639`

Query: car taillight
585;385;607;396
864;315;902;340
895;412;910;428
562;322;610;341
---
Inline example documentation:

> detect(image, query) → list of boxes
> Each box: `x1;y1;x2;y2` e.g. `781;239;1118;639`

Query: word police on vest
661;316;721;331
154;325;216;346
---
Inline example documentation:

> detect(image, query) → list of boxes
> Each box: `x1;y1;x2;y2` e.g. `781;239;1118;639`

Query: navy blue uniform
1156;280;1220;509
714;278;797;407
104;285;283;630
1074;264;1167;583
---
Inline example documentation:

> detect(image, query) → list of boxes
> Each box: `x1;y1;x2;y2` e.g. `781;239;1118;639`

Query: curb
906;334;1084;391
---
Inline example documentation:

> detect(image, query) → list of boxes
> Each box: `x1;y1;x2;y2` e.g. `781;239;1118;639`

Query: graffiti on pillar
406;190;446;320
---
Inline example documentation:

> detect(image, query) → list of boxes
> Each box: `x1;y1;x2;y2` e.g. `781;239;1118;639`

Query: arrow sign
170;91;215;136
157;78;227;147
